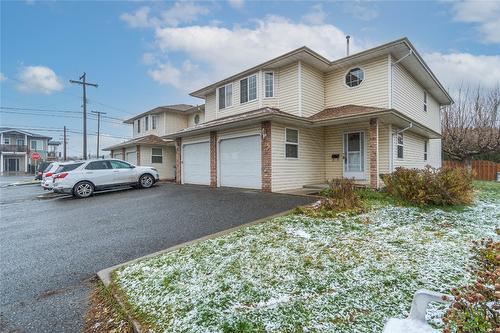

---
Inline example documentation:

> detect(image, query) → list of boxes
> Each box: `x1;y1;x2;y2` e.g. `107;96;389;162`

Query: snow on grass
113;185;499;333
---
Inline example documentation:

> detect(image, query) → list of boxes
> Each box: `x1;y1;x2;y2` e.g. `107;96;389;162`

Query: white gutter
392;49;413;66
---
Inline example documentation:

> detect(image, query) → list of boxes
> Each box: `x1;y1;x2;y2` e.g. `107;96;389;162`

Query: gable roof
102;134;171;151
123;104;195;124
0;127;52;139
189;37;453;105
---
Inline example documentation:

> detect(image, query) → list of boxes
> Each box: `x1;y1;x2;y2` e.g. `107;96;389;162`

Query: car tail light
46;172;53;177
55;172;68;179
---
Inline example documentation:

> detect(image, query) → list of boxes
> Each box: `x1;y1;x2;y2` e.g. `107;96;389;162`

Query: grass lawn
112;182;499;333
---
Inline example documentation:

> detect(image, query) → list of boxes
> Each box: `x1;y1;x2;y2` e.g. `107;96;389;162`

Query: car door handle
113;170;119;173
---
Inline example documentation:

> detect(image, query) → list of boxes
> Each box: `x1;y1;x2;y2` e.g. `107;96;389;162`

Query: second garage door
183;142;210;185
126;151;137;165
219;135;261;189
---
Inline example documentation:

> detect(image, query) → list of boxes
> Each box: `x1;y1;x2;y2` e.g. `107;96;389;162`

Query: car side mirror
130;165;136;168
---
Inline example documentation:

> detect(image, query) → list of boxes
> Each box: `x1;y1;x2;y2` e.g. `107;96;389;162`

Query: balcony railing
0;144;29;152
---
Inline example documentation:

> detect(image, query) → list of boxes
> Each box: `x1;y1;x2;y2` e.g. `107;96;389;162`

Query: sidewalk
0;174;37;186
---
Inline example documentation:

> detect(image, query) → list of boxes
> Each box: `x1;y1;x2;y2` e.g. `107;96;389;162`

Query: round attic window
345;67;364;87
194;114;200;124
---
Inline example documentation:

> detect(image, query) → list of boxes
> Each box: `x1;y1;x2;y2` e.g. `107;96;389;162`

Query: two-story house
162;37;453;192
103;104;205;180
0;127;52;173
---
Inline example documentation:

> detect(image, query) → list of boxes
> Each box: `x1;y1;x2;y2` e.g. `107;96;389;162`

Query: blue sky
1;0;499;157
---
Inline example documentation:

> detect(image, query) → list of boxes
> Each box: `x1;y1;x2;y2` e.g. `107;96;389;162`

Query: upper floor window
424;141;428;161
345;67;364;87
152;115;157;130
145;116;149;131
265;72;274;98
423;91;428;112
397;133;404;159
17;139;24;146
4;138;10;144
194;114;200;125
218;84;232;109
285;128;299;158
137;119;141;133
240;75;257;104
31;140;42;150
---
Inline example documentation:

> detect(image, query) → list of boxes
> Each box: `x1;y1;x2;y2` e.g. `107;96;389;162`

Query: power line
0;110;126;125
0;124;131;139
0;106;126;121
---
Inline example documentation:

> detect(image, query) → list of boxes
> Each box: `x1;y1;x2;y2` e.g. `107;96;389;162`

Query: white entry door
343;132;365;179
126;151;137;165
182;142;210;185
219;135;261;189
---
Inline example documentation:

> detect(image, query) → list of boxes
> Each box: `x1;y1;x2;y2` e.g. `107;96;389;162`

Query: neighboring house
162;37;453;192
103;104;205;180
0;127;52;173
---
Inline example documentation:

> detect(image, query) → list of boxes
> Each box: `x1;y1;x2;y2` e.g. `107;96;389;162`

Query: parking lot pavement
0;183;314;332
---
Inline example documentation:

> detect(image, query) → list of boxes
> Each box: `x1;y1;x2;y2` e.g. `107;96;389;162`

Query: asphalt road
0;182;314;332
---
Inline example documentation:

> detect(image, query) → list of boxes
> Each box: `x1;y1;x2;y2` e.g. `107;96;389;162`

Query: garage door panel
220;135;261;189
126;151;137;165
183;142;210;185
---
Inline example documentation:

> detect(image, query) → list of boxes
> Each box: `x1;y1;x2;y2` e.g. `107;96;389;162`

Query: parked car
35;161;51;180
52;159;160;198
41;161;76;190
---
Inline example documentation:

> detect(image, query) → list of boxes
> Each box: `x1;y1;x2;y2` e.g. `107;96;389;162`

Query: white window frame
423;91;428;112
285;128;299;159
424;140;428;161
4;138;10;144
264;71;275;98
145;116;149;131
240;74;257;104
17;139;24;146
397;133;404;159
218;84;233;110
151;147;163;164
194;114;200;125
152;115;157;130
137;119;141;133
345;67;365;88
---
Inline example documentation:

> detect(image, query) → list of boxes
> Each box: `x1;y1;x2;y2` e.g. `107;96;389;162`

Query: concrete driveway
0;183;314;332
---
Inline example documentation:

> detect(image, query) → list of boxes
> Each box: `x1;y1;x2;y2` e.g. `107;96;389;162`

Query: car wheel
139;174;154;189
73;181;94;198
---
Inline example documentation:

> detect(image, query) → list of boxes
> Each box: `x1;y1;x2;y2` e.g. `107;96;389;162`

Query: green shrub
381;167;473;206
442;239;499;333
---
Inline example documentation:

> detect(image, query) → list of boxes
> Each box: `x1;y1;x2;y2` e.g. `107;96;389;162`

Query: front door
7;158;20;172
343;132;365;179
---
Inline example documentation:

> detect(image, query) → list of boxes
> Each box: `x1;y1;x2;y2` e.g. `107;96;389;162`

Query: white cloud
301;4;326;25
151;15;365;90
141;52;158;65
228;0;244;9
148;60;210;91
120;6;154;28
424;52;500;90
120;2;208;28
343;2;379;21
16;66;64;94
0;73;6;82
451;0;500;43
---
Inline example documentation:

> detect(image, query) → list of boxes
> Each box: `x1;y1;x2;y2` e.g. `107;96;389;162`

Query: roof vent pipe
346;35;350;56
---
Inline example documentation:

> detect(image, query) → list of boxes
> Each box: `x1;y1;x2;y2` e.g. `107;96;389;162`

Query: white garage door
220;135;261;189
126;151;137;165
113;153;123;160
183;142;210;185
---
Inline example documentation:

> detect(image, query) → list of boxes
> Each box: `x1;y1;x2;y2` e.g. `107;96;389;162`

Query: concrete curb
96;208;296;332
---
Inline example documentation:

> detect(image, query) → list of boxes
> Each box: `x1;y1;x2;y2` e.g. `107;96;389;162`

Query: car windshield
55;163;84;173
43;163;53;173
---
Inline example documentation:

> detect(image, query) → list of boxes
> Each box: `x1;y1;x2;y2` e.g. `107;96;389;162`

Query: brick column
369;118;378;189
136;145;141;166
210;131;217;188
175;138;182;184
121;148;126;160
261;121;272;192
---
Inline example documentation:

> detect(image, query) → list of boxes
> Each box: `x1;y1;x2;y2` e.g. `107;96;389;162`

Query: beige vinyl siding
277;62;299;116
216;72;261;119
165;113;188;135
392;63;441;133
301;63;325;117
139;145;175;180
205;93;217;122
271;123;325;192
393;129;428;169
325;55;389;109
187;112;205;127
324;121;372;186
378;122;391;176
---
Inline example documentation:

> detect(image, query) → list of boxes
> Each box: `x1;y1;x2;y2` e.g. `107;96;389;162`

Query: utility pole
91;111;106;159
70;73;98;159
63;126;67;161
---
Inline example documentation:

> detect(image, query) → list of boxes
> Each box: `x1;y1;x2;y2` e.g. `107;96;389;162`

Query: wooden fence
443;160;500;181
